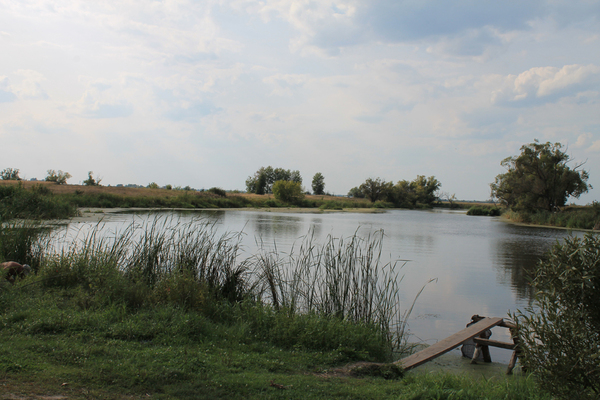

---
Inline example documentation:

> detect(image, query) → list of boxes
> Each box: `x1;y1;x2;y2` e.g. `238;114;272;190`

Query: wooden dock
395;317;508;371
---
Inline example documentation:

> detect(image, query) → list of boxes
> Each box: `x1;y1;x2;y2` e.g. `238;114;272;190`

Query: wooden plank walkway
395;317;504;370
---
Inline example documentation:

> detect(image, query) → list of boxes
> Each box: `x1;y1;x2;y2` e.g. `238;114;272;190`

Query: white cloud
491;64;600;106
537;64;600;96
70;78;136;119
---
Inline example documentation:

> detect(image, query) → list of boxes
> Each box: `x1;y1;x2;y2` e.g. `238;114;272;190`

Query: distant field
0;180;365;204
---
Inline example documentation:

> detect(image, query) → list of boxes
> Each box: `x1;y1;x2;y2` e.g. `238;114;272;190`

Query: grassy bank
0;217;549;399
503;203;600;230
0;182;77;221
0;181;372;214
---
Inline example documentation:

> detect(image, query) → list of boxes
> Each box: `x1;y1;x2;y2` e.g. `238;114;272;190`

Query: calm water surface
59;209;586;363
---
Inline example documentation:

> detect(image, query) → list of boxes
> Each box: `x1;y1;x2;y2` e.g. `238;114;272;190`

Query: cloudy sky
1;1;599;202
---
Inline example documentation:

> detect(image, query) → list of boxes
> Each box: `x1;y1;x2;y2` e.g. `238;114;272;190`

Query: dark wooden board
396;317;503;370
473;337;517;350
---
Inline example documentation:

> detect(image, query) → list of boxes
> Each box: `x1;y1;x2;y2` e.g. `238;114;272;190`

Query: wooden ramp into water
396;317;504;371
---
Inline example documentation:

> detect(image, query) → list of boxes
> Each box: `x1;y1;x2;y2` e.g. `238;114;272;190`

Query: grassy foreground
0;218;551;399
1;285;547;400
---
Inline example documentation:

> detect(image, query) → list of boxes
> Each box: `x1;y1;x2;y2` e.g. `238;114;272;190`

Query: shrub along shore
0;210;550;398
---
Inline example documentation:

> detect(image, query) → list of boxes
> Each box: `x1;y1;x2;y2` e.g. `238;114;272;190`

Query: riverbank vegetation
503;204;600;230
0;182;77;222
512;234;600;399
0;180;375;219
0;217;551;399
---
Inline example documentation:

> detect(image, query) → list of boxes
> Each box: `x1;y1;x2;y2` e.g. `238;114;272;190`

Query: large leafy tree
491;141;591;211
358;178;393;202
390;175;440;207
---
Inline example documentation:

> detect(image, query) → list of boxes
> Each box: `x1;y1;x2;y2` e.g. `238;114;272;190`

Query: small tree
512;234;600;399
45;169;71;185
440;192;458;208
311;172;325;195
272;180;304;205
147;182;159;189
0;168;21;180
83;171;102;186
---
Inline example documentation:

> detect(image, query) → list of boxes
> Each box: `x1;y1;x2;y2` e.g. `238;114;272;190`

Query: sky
1;0;599;203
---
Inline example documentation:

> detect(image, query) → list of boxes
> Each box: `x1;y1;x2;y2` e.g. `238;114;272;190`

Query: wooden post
506;327;520;375
480;332;492;363
471;346;482;364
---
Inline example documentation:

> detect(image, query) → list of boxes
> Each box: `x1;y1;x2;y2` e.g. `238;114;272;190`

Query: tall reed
0;221;48;270
250;229;413;357
14;216;413;359
38;216;249;307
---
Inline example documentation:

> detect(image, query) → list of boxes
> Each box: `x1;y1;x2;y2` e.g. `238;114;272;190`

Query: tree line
244;166;443;208
1;168;103;186
348;176;441;208
5;139;593;213
245;167;326;196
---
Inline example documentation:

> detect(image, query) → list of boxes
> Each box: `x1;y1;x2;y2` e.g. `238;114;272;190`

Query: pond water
57;208;587;364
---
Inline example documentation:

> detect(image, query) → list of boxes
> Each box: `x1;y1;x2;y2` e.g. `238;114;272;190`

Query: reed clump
2;216;409;360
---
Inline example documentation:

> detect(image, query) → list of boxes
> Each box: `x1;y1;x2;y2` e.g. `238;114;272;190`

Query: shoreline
59;206;388;224
13;206;598;233
498;214;599;233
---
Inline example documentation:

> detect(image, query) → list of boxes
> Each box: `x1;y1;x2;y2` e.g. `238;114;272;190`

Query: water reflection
490;223;582;304
252;214;303;239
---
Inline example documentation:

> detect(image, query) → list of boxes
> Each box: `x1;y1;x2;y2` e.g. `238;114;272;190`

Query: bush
0;183;76;221
207;187;227;197
45;170;71;185
272;180;304;205
467;206;501;216
512;234;600;399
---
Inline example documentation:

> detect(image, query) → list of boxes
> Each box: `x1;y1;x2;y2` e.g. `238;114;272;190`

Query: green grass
0;285;549;399
0;216;552;399
0;182;77;221
504;204;600;230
